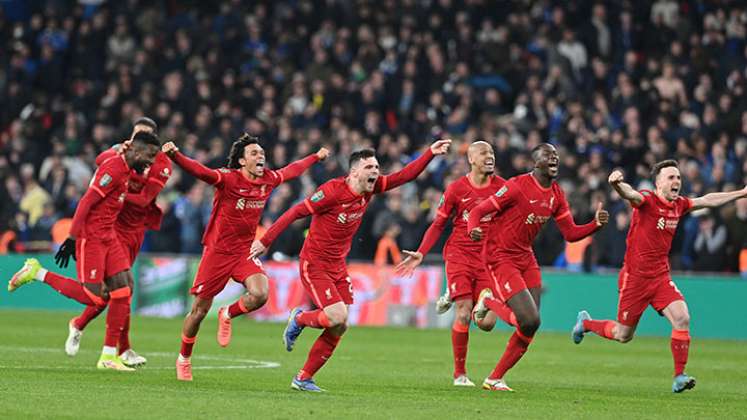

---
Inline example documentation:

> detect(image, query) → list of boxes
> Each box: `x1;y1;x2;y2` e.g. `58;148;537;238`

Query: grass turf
0;309;744;419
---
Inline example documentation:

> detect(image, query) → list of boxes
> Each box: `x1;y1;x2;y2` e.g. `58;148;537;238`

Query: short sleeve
436;185;457;219
148;154;172;187
303;182;338;214
632;190;652;209
552;186;572;220
89;158;126;198
488;183;517;212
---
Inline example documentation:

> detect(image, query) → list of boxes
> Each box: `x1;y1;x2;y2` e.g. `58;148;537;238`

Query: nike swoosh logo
341;203;352;208
239;189;249;193
461;198;471;202
529;199;538;203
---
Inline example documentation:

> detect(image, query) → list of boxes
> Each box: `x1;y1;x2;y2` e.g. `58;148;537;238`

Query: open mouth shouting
547;159;559;176
484;158;495;173
366;175;377;189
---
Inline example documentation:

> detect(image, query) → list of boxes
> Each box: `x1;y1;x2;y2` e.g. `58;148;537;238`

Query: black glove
55;237;77;268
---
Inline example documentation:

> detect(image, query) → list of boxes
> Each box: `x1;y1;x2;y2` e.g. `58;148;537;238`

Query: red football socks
452;321;469;378
43;272;98;306
228;298;249;318
583;319;616;339
489;329;533;380
295;310;332;329
105;297;129;348
118;295;133;354
671;329;690;376
485;297;517;327
74;305;106;330
180;334;197;358
298;329;341;380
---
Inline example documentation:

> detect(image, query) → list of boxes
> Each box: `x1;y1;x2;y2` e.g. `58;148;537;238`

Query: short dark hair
132;131;160;147
530;143;553;161
133;117;158;132
349;148;376;168
651;159;679;181
227;133;261;169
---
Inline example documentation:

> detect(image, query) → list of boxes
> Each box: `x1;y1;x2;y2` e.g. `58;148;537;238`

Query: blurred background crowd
1;0;746;274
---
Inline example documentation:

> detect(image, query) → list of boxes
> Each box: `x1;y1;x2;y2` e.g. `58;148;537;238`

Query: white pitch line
0;346;280;369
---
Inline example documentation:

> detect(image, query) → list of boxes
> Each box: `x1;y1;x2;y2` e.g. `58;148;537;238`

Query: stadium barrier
1;254;745;339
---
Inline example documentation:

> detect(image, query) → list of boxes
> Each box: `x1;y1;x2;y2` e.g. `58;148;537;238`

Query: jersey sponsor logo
495;185;508;197
656;217;678;231
236;198;265;210
337;212;363;224
99;173;113;187
311;190;325;202
525;212;550;225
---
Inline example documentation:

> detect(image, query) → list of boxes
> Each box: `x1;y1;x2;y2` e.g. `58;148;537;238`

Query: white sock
178;354;189;362
35;268;48;282
102;346;117;356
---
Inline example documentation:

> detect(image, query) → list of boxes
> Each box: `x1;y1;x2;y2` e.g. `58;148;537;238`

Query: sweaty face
351;156;380;193
468;143;495;174
240;144;266;177
132;143;159;174
535;145;560;178
655;166;682;201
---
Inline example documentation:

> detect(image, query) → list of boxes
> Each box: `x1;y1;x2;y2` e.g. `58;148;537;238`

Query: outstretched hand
394;250;423;278
430;139;452;155
608;169;624;185
595;202;609;227
54;237;77;268
316;147;330;161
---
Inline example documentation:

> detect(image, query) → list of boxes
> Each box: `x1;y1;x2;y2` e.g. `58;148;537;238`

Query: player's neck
346;177;365;195
468;171;490;186
240;168;260;181
531;170;552;188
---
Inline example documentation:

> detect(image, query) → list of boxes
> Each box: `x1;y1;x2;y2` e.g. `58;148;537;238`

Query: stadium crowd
1;0;746;274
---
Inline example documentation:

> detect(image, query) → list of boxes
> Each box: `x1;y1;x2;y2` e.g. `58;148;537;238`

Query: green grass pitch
0;310;744;419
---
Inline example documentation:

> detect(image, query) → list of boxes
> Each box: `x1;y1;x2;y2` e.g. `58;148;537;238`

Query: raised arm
608;170;644;206
250;201;312;258
689;187;747;211
162;142;222;185
374;139;451;193
274;148;327;184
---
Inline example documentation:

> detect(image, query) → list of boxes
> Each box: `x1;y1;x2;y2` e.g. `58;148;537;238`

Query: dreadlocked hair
227;133;261;169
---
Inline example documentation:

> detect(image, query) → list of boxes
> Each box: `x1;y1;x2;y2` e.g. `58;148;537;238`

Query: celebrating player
250;139;452;392
65;117;171;367
166;133;328;381
572;160;747;393
467;143;608;391
395;141;515;386
8;131;161;371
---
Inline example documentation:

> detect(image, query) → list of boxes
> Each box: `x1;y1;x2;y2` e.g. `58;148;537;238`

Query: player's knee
477;319;495;332
618;333;634;343
671;312;690;329
454;312;471;327
191;306;210;321
518;315;540;336
326;309;348;326
330;323;348;336
248;288;268;307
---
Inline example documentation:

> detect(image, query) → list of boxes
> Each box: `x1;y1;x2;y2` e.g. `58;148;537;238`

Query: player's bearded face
241;144;266;177
656;167;682;201
132;144;159;174
353;157;380;192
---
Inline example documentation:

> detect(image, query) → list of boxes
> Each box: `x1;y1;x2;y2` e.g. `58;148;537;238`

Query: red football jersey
81;154;130;239
438;175;506;258
623;190;692;277
300;177;375;267
116;151;172;231
482;173;572;264
202;168;283;254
